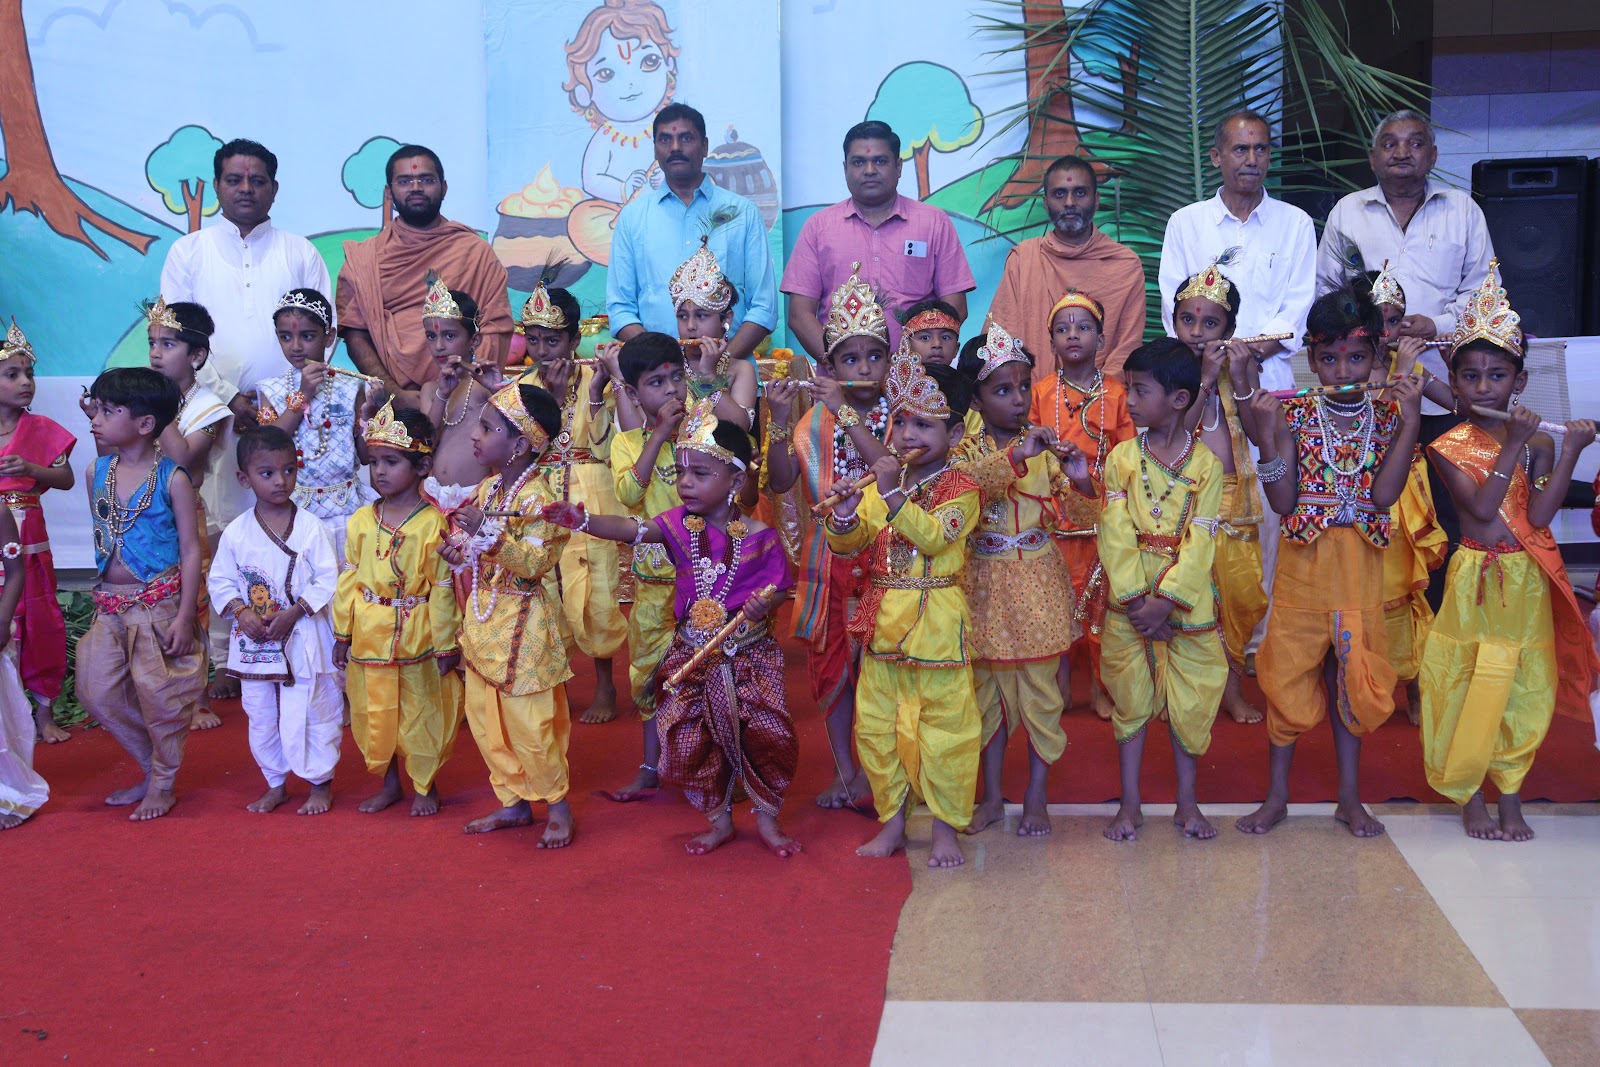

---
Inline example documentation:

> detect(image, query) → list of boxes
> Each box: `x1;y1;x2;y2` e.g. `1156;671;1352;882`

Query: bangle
882;486;905;502
828;511;859;531
834;405;861;429
575;508;592;533
1256;455;1290;484
1232;387;1256;402
768;423;791;442
630;517;648;545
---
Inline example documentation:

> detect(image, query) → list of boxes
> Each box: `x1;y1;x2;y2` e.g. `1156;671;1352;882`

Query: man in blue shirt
605;104;777;361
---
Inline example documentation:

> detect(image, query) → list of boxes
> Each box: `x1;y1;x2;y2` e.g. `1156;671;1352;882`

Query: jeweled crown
1452;258;1523;360
1370;260;1405;310
1;318;34;365
488;382;552;456
675;397;744;469
668;237;734;315
976;318;1028;380
1175;258;1237;308
824;262;889;353
146;296;183;332
421;276;466;323
886;353;952;420
363;398;432;454
518;280;568;333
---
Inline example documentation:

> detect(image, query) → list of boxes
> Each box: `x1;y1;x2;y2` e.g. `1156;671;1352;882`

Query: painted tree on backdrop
147;126;224;233
344;137;403;230
867;62;984;202
0;0;155;258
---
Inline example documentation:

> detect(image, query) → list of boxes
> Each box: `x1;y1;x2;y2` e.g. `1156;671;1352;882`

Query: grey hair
1372;109;1435;150
1212;108;1270;149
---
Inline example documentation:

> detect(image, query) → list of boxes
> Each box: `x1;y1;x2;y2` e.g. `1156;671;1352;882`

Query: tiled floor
871;803;1600;1066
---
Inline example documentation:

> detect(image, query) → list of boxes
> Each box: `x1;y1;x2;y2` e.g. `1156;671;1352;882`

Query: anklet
640;763;657;773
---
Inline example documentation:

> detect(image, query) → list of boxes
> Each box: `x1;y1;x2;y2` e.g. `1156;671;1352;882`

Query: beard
1050;210;1091;239
395;197;442;227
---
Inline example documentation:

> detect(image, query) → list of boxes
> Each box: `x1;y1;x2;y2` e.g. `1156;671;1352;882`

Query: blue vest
92;455;183;582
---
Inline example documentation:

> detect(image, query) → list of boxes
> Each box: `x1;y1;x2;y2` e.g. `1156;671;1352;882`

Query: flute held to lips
1266;378;1408;401
811;448;928;514
1469;404;1569;436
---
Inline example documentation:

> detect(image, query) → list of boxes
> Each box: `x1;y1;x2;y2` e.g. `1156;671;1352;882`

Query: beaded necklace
1312;395;1376;524
470;460;539;623
283;369;335;469
93;455;161;560
887;463;949;572
1054;369;1108;482
683;512;748;633
832;397;889;481
372;499;416;561
440;381;482;428
1137;430;1195;520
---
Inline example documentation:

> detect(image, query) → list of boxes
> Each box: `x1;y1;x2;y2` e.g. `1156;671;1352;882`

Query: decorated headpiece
1452;258;1523;360
488;381;552;456
1370;260;1405;310
1046;289;1104;332
674;397;745;469
975;318;1029;381
886;352;952;421
669;237;735;315
363;398;432;454
1175;250;1240;308
421;275;468;324
518;280;568;333
823;262;889;353
903;307;960;336
1;319;35;365
145;296;184;332
274;289;332;328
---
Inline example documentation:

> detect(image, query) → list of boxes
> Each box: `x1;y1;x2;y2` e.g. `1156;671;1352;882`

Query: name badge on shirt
903;240;928;258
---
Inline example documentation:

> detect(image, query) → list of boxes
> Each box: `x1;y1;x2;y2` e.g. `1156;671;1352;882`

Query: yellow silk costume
1097;436;1227;756
1382;453;1447;679
954;432;1080;764
334;502;463;792
1200;374;1269;667
826;471;982;829
524;364;627;661
611;426;681;716
458;472;574;805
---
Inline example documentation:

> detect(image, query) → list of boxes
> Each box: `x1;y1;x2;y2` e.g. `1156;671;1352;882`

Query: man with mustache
782;120;975;360
606;103;777;360
986;155;1148;378
336;145;514;394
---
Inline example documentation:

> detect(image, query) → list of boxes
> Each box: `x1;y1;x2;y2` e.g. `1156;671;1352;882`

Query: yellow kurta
334;502;463;790
524;364;627;660
826;471;982;828
458;471;574;805
1097;436;1227;756
1383;452;1447;680
612;426;682;713
1201;375;1269;667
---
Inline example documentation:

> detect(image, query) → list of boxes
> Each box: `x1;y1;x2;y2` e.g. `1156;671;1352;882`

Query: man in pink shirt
782;121;976;360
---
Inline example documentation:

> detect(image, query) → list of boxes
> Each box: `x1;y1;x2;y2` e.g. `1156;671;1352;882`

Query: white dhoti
0;646;49;822
242;672;343;786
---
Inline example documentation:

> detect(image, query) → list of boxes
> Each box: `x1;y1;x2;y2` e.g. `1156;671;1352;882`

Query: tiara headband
903;308;960;336
675;397;745;469
274;290;332;328
975;319;1028;381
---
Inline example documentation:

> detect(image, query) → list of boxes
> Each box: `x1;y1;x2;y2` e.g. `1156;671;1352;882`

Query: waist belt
539;448;598;466
1054;526;1098;539
682;614;771;651
361;588;428;610
2;492;41;510
1136;532;1182;560
1460;536;1524;607
973;527;1050;556
870;573;956;590
93;571;181;614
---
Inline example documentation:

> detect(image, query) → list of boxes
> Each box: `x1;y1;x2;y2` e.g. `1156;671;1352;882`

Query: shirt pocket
1419;230;1469;293
890;243;939;303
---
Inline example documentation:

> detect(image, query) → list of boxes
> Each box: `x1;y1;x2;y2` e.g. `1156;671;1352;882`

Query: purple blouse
656;506;795;620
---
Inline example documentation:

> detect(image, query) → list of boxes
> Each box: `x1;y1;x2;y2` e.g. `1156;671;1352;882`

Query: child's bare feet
131;788;175;821
207;674;240;701
607;765;659;802
578;669;617;724
928;819;965;868
857;810;907;857
298;782;333;816
189;704;222;731
33;703;70;744
0;812;25;830
410;787;440;817
687;810;735;855
1403;678;1421;726
465;799;533;833
1498;793;1535;842
1091;680;1114;721
817;769;868;810
247;784;288;813
105;782;148;807
1222;672;1263;724
1235;795;1288;834
341;696;350;728
1103;803;1143;841
539;800;574;848
1173;804;1217;839
1461;792;1503;840
1334;799;1385;837
1243;651;1257;677
966;795;1006;834
1018;780;1051;837
756;811;801;857
359;782;402;813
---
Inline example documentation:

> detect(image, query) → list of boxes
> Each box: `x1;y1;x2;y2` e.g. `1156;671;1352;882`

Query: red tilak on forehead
617;40;634;63
408;161;420;172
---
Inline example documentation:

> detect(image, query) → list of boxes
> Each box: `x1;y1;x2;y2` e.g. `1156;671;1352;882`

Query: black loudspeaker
1588;157;1600;335
1472;156;1589;339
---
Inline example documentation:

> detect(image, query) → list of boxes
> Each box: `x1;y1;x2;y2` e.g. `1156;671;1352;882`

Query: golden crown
886;353;951;421
668;237;734;315
1047;289;1104;331
1370;260;1405;309
421;276;467;323
363;398;432;454
1;318;35;365
824;262;888;353
1175;252;1239;308
488;381;552;456
1452;258;1523;360
146;295;183;332
518;280;568;333
675;397;745;469
976;318;1028;381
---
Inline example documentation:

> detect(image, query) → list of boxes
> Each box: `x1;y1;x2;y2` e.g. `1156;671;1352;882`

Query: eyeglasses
392;175;439;190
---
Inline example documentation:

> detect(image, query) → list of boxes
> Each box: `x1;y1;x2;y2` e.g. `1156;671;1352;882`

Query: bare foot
607;767;659;803
1403;678;1421;727
687;811;735;855
341;696;350;728
1334;799;1386;838
131;789;175;821
1498;794;1535;842
410;787;440;817
1461;793;1504;840
539;800;574;848
207;674;240;701
0;812;24;830
1091;682;1114;721
1018;781;1052;837
298;782;333;816
857;811;907;857
928;819;966;868
1103;803;1143;841
247;784;288;813
465;799;533;834
34;704;70;744
817;769;869;810
1236;796;1288;834
966;795;1006;834
189;705;222;731
105;782;148;807
1243;651;1257;677
1174;804;1217;839
578;694;617;725
1222;673;1263;724
358;780;404;814
756;810;802;857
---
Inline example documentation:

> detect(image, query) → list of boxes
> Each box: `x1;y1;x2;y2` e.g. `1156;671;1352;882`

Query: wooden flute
662;584;781;694
1469;405;1569;436
324;365;384;384
1267;377;1406;400
811;448;927;514
795;379;877;389
1230;332;1295;345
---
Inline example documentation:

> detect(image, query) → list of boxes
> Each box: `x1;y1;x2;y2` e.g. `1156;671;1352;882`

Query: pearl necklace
470;461;539;623
285;370;335;468
684;513;747;633
1137;430;1195;520
833;397;889;480
440;381;480;428
1313;394;1376;524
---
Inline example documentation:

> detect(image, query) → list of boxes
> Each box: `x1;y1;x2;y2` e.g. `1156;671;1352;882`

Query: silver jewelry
1256;455;1290;484
631;517;648;545
1231;387;1256;402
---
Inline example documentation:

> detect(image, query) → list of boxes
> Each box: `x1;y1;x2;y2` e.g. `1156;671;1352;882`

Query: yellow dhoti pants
975;658;1067;765
1101;612;1227;757
854;657;981;830
347;661;462;792
628;580;677;719
1213;529;1267;668
463;669;572;806
556;529;628;660
1384;594;1434;681
1419;546;1557;804
1259;529;1396;747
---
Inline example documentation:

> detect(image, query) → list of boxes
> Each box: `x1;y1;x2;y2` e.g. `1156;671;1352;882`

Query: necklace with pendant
1137;430;1195;521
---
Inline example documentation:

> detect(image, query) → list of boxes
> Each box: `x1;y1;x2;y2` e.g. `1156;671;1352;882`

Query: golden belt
2;491;41;509
1136;532;1181;559
871;573;956;590
539;448;597;466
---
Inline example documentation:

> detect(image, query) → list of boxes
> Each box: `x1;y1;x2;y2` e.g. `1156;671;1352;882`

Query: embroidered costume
257;370;375;562
0;409;75;705
611;426;682;715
